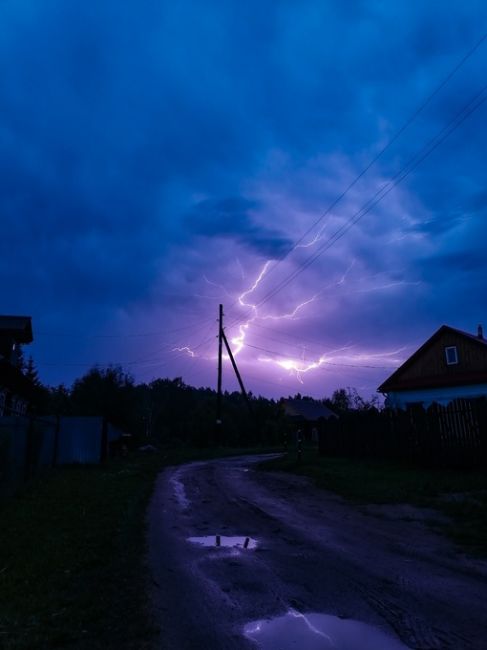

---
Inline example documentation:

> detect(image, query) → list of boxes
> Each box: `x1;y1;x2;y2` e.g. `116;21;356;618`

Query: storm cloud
186;197;293;258
1;0;486;398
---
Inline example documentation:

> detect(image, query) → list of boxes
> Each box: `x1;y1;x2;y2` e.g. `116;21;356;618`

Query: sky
1;0;487;400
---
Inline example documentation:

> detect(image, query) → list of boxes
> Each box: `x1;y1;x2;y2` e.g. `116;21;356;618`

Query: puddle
244;610;410;649
187;535;257;549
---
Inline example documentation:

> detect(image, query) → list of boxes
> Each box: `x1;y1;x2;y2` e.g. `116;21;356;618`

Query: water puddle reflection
188;535;257;549
244;610;410;649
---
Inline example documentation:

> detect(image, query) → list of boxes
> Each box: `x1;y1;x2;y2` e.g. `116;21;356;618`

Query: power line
35;34;487;384
248;321;356;353
244;342;395;369
226;82;487;327
36;317;214;339
223;32;487;315
287;34;485;248
240;327;356;361
37;317;218;369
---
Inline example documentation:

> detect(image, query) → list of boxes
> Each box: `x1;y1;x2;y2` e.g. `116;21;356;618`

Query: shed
281;399;337;442
56;417;124;464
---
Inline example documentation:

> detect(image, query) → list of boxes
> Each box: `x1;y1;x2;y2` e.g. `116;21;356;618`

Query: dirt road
147;454;487;649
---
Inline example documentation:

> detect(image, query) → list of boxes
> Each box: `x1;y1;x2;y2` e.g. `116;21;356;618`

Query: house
378;324;487;409
282;398;337;442
0;315;34;416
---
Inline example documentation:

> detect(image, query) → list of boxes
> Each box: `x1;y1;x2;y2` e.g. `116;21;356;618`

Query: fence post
476;398;487;468
24;417;34;482
100;419;108;462
52;415;60;467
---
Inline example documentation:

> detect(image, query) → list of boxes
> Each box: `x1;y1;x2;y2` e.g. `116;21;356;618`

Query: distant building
281;398;337;442
378;324;487;409
0;315;34;416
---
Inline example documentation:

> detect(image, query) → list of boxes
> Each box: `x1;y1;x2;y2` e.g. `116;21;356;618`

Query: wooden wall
400;331;487;382
319;398;487;468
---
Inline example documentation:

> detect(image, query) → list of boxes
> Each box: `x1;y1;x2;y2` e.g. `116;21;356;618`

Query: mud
148;454;487;649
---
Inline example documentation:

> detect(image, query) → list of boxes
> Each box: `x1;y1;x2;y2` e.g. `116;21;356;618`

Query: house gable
378;325;487;392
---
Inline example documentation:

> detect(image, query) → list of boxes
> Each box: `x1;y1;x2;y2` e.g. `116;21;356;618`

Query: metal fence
0;416;124;498
319;398;487;468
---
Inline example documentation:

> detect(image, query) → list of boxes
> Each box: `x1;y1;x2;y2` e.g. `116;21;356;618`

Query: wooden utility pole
215;304;253;445
222;329;253;416
215;304;223;444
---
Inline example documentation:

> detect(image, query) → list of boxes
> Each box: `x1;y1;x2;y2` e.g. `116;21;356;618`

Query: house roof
378;325;487;393
0;315;33;343
282;399;337;421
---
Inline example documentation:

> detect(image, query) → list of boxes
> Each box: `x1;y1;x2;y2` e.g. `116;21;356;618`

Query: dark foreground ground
148;454;487;650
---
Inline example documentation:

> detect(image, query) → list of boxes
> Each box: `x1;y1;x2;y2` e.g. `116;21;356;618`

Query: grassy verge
260;448;487;556
0;445;277;650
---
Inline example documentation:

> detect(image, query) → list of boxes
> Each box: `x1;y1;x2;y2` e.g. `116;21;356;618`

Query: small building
0;315;34;416
378;324;487;409
282;398;337;442
55;417;125;464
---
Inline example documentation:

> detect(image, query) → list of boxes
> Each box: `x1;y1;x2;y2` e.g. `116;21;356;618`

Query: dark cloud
185;198;293;258
421;250;487;276
469;190;487;212
411;214;467;235
0;0;485;397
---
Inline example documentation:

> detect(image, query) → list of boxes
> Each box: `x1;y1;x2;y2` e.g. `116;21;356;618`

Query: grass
0;444;278;650
260;448;487;556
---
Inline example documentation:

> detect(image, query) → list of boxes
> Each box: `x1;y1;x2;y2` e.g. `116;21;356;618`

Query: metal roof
282;399;337;421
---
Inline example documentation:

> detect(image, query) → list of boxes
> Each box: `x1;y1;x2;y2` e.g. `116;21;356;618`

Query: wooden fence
319;398;487;468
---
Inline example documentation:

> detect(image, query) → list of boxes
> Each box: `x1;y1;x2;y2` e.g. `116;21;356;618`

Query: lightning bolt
172;346;196;358
230;261;272;355
257;346;405;382
238;261;272;307
175;222;410;384
259;294;321;321
228;258;356;360
294;219;330;249
235;257;246;279
203;275;234;299
353;280;422;293
256;259;356;322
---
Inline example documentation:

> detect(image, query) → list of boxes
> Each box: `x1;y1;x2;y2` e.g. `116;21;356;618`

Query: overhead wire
36;317;214;339
37;33;487;391
150;33;487;391
221;32;487;323
244;342;394;369
225;82;487;330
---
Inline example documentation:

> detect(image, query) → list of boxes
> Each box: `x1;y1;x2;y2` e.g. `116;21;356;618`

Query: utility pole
222;329;253;416
215;304;223;444
215;304;253;446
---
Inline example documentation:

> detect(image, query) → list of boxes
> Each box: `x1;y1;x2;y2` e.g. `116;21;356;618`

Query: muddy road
147;454;487;649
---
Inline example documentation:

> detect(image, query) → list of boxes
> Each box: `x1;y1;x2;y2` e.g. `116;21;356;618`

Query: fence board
319;398;487;468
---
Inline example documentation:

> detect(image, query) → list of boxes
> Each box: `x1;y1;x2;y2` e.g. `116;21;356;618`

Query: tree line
21;356;379;447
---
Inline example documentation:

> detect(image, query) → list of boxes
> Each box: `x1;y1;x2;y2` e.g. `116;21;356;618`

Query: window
445;346;458;365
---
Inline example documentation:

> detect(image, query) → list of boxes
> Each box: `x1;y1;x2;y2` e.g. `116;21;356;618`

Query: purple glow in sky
1;1;486;399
